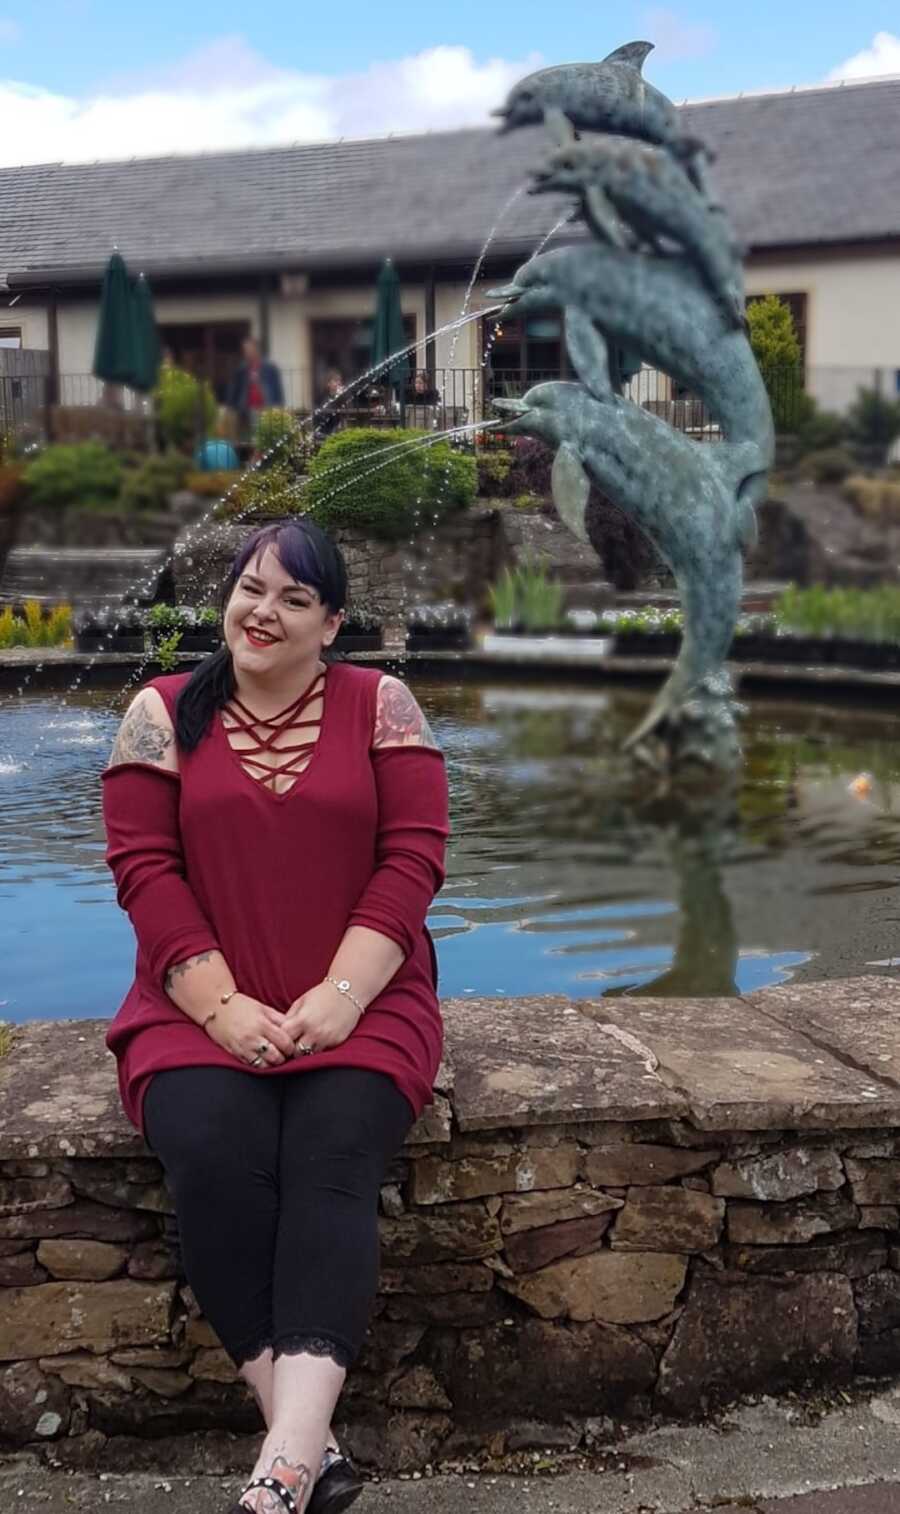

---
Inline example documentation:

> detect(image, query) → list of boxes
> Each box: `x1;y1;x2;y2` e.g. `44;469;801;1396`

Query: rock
0;1198;158;1243
36;1239;128;1280
44;1429;108;1470
0;1176;73;1216
611;1189;725;1253
657;1269;857;1413
127;1239;179;1280
129;1366;194;1397
1;1161;51;1177
190;1348;239;1383
184;1316;221;1349
407;1093;452;1146
859;1207;900;1230
855;1270;900;1335
505;1419;580;1451
0;1279;176;1360
379;1262;493;1295
846;1159;900;1206
0;1361;70;1443
499;1250;687;1324
88;1378;259;1437
0;1250;48;1285
110;1345;193;1368
725;1231;886;1278
0;1019;144;1159
504;1212;614;1273
356;1322;425;1376
0;1239;32;1256
379;1203;502;1264
447;1318;656;1421
383;1290;505;1326
500;1187;622;1236
711;1147;845;1200
409;1147;579;1205
583;1145;718;1187
380;1184;405;1218
727;1191;860;1245
339;1411;453;1475
388;1365;453;1410
38;1352;134;1392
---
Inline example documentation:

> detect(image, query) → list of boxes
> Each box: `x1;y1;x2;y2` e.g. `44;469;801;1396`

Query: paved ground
5;1385;900;1514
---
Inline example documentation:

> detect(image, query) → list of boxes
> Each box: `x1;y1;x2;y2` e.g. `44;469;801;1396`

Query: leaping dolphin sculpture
492;41;712;195
492;312;766;756
530;136;745;329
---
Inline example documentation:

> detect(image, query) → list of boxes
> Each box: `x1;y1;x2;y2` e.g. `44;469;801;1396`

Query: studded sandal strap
241;1475;300;1513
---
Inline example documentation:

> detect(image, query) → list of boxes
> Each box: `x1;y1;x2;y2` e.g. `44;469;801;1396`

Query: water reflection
1;677;900;1021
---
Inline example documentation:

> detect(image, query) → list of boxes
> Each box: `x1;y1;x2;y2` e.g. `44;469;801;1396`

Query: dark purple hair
173;518;347;752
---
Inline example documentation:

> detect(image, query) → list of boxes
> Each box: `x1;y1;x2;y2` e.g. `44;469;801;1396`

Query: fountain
488;41;774;775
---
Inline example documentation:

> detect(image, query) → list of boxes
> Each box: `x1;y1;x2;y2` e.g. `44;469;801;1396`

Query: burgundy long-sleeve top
102;664;449;1135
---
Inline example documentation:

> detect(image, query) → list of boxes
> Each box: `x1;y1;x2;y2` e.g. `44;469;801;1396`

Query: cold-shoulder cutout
373;674;439;750
106;686;179;774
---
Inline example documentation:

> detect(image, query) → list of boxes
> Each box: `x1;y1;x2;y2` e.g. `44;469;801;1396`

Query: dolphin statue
491;312;767;753
487;245;774;495
530;136;745;329
492;42;712;195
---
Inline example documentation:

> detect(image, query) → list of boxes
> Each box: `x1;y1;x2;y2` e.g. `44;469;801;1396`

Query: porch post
46;287;60;413
424;265;436;378
259;276;272;358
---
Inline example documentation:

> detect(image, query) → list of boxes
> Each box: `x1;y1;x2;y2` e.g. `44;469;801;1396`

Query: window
311;316;417;404
482;313;567;394
746;292;808;363
158;321;252;403
0;326;22;349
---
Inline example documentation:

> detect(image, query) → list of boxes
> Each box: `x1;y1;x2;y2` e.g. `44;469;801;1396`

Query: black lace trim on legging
231;1330;274;1369
271;1333;354;1369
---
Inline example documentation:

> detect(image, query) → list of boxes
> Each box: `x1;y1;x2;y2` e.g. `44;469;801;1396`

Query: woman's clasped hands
204;983;361;1067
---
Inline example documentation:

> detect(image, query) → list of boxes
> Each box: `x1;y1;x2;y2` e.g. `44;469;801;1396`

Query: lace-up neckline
220;666;328;798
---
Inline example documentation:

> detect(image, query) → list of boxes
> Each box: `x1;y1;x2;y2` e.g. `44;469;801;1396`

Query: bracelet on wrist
325;976;366;1017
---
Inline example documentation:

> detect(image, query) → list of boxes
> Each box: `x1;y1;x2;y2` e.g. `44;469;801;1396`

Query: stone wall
3;977;900;1473
173;508;509;626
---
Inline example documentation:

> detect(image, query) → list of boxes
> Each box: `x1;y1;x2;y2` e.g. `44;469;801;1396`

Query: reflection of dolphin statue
531;137;745;329
492;312;766;750
488;246;774;490
493;42;711;194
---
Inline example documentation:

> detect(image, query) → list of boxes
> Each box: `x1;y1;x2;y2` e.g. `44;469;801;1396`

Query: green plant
195;606;219;629
23;442;122;508
154;629;183;671
304;428;476;540
842;475;900;523
746;294;806;432
476;447;512;496
255;407;301;457
120;452;189;511
517;559;565;630
846;387;900;460
487;567;519;629
802;447;855;485
146;603;188;637
183;468;242;499
0;600;72;648
794;402;847;457
154;365;216;451
773;584;900;642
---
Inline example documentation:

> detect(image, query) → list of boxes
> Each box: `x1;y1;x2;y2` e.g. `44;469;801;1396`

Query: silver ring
250;1054;264;1067
296;1042;314;1057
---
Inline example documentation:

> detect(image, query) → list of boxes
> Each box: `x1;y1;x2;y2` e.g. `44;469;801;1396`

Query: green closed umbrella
93;250;139;386
130;274;161;393
371;258;409;403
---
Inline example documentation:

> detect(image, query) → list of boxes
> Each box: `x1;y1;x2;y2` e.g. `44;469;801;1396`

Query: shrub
120;452;190;511
255;408;302;457
842;474;900;522
154;365;216;451
183;468;242;499
304;428;476;540
747;294;806;431
216;458;307;519
795;402;847;457
802;447;855;485
506;437;553;500
0;600;72;648
476;447;513;497
23;442;122;508
773;584;900;642
846;387;900;460
487;557;565;631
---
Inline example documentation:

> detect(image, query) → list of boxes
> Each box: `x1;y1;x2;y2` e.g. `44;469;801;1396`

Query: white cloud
0;40;540;167
827;30;900;81
641;7;717;63
0;16;21;44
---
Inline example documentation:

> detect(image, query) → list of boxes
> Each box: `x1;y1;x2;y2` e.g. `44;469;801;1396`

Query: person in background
229;338;285;440
405;369;440;406
315;370;346;440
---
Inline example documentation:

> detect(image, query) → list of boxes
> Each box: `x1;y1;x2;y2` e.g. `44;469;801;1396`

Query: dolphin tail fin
543;105;577;147
602;41;654;72
564;309;614;401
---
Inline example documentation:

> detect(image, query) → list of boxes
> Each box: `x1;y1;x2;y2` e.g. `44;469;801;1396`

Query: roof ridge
680;71;900;108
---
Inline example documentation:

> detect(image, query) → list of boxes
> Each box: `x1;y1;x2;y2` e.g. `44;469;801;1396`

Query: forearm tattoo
108;699;174;768
164;950;217;996
373;676;438;749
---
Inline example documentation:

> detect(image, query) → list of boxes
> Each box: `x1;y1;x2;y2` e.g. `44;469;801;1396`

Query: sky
0;2;898;166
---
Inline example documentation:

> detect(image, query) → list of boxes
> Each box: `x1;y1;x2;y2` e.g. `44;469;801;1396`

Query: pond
2;673;900;1023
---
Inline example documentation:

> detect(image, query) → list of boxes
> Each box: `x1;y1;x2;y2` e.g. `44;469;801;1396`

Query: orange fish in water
849;773;873;798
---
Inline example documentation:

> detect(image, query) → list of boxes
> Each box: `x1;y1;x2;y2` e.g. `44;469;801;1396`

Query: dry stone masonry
2;977;900;1473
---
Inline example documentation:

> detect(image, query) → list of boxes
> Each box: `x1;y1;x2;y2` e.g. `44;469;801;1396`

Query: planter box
613;633;680;658
406;629;470;652
335;631;383;652
75;629;145;655
178;632;221;654
481;632;614;659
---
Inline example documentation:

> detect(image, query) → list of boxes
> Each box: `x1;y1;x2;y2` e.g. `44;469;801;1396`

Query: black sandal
229;1473;301;1514
230;1453;364;1514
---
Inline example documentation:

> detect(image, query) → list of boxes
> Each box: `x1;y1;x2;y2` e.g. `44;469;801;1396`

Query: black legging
143;1065;415;1369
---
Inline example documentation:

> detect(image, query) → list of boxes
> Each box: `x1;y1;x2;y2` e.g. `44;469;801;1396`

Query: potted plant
406;602;472;651
335;598;383;652
612;608;681;657
75;607;145;655
180;606;221;654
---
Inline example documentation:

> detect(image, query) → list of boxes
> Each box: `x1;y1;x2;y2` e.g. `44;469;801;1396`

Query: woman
102;519;449;1514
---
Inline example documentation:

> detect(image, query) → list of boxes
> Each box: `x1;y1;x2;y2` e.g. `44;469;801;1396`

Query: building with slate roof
0;74;898;415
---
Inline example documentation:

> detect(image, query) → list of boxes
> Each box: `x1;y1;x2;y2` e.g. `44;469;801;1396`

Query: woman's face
223;544;343;674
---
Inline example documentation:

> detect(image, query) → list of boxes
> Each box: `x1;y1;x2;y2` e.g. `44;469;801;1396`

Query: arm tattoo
373;676;438;749
164;950;216;995
107;699;174;768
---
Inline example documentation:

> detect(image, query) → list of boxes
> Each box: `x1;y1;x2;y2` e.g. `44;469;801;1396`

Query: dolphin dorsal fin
602;41;654;72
